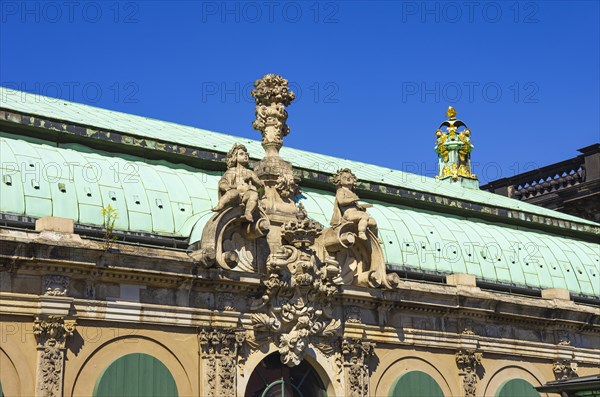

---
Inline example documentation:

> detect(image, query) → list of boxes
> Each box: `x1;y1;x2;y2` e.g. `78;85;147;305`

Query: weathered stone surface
542;288;571;301
35;217;75;234
447;273;477;287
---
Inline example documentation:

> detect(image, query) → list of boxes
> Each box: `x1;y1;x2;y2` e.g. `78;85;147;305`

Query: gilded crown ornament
434;106;478;188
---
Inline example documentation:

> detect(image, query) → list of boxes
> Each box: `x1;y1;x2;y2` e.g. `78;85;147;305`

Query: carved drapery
33;316;76;397
455;349;482;397
340;338;375;397
199;328;246;397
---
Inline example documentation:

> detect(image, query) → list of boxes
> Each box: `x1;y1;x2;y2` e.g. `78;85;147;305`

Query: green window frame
389;370;444;397
495;379;540;397
93;353;178;397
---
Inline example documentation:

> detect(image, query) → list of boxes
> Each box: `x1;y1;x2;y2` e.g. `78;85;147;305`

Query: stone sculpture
194;73;400;373
330;168;377;240
212;143;264;222
251;73;295;157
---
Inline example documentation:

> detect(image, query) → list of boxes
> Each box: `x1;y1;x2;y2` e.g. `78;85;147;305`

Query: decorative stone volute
435;106;478;188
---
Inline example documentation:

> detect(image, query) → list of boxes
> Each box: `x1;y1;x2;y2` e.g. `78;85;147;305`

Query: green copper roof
0;87;597;228
1;136;599;297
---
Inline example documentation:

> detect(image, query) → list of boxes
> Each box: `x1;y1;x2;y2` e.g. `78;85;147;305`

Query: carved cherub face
340;172;355;188
332;168;357;190
226;144;249;168
235;148;249;166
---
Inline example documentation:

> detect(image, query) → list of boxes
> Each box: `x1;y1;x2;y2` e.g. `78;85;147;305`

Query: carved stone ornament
345;306;362;324
553;358;578;381
190;142;272;271
192;74;402;369
455;349;482;397
251;207;342;367
192;203;270;272
339;338;375;397
33;316;76;397
43;275;70;296
251;74;295;157
212;143;265;222
320;168;400;289
199;328;247;397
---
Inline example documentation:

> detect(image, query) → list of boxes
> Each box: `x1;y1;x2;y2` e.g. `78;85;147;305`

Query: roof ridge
0;86;427;178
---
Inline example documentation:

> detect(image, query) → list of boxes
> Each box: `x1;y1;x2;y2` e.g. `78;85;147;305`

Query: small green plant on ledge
101;204;118;251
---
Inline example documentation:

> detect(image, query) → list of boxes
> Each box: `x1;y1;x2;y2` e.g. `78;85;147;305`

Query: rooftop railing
481;144;599;201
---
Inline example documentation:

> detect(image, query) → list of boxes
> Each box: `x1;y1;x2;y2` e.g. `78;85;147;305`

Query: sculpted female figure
330;168;377;240
212;144;264;222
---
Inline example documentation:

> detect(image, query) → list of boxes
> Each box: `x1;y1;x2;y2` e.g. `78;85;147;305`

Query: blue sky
1;1;598;183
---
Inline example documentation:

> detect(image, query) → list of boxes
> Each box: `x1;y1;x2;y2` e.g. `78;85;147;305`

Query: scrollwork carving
193;204;269;271
191;144;271;272
251;208;343;367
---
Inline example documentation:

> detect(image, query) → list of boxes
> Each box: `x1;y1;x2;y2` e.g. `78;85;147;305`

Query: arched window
496;379;540;397
245;353;327;397
389;371;444;397
93;353;178;397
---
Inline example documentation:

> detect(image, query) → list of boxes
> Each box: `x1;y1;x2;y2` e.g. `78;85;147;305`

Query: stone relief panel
199;328;247;397
340;338;375;397
456;349;483;397
553;357;578;380
33;316;76;397
42;275;70;296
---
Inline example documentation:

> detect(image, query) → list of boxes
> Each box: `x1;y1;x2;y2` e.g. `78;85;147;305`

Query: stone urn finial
251;74;296;157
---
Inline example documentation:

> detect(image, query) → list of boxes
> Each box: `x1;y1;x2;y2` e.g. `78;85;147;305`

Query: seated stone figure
330;168;377;240
212;143;264;222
